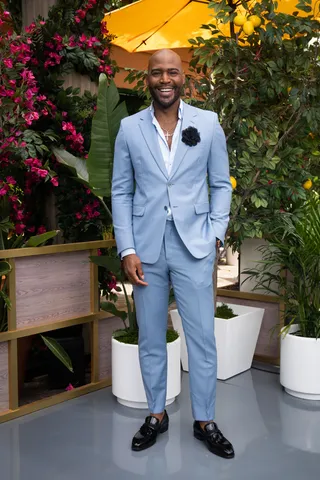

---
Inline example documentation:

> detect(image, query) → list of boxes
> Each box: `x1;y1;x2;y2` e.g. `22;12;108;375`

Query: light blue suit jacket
112;101;232;264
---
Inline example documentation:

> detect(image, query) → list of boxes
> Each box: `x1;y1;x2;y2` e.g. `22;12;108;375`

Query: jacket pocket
194;202;210;214
133;205;145;216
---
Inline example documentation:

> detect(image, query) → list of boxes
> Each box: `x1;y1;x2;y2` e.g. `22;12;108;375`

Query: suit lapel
169;103;197;180
138;110;168;179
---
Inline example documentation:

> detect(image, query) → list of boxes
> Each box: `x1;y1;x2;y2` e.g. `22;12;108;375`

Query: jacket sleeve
111;122;135;255
208;113;232;244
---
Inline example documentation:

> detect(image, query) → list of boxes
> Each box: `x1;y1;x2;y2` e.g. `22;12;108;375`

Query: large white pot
112;336;181;408
170;303;264;380
280;324;320;400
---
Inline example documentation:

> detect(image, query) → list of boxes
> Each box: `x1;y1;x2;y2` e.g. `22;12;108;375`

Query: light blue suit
112;101;232;420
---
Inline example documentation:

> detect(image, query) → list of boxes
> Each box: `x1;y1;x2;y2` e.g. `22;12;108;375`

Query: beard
149;85;182;109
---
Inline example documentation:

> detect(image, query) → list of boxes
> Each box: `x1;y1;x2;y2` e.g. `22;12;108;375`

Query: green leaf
0;217;14;233
87;75;128;198
53;148;89;186
0;261;12;276
100;301;127;320
23;230;59;247
90;255;122;277
41;335;73;373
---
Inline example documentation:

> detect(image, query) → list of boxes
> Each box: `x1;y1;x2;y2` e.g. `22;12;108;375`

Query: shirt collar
150;100;183;121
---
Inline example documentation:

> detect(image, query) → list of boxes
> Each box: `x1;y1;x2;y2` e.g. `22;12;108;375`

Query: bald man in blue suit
112;49;234;458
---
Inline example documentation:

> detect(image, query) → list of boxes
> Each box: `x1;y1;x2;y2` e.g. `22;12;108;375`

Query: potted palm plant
243;195;320;400
54;74;181;408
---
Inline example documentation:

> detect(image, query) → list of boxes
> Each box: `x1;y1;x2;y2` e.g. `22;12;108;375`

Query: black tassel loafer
193;421;235;459
132;410;169;452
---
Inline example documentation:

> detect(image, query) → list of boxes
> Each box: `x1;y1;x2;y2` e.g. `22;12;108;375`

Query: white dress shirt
121;101;183;259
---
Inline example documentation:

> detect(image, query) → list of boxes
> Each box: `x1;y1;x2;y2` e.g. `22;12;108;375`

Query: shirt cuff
121;248;136;259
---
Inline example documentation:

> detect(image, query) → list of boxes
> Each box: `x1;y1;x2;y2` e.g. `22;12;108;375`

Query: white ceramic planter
170;303;264;380
280;325;320;400
226;246;239;266
112;336;181;408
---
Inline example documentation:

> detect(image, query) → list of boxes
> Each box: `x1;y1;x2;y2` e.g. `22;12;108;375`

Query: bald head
146;49;185;109
148;49;183;74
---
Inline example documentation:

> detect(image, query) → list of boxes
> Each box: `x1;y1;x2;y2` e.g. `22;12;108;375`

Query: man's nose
160;72;170;83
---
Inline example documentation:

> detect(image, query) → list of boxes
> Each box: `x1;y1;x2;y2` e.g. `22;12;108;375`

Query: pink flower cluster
0;176;26;235
74;0;97;23
24;158;59;194
0;28;57;156
75;194;101;222
44;34;64;68
62;121;84;153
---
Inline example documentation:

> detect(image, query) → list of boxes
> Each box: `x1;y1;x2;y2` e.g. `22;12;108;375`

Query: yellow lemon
243;21;255;36
248;15;261;28
234;15;247;26
230;176;237;190
303;179;312;190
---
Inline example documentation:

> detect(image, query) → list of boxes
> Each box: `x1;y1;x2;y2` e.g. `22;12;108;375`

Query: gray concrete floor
1;368;320;480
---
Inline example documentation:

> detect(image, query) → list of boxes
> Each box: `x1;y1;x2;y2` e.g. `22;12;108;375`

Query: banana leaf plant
0;227;73;373
53;74;129;222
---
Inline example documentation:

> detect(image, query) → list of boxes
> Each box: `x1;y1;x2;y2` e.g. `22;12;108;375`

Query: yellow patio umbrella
104;0;320;53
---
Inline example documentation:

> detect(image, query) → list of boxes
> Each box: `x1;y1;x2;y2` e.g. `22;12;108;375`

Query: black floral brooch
182;126;201;147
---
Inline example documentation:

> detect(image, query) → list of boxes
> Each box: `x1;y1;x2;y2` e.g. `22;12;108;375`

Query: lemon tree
189;0;320;250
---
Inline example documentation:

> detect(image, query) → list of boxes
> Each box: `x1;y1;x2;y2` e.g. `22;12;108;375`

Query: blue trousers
133;221;217;421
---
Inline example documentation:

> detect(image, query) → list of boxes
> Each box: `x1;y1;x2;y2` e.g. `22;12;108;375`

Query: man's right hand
122;254;148;286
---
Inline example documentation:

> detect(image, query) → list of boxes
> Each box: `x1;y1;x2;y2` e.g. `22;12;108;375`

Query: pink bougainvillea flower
105;65;113;75
101;22;109;36
25;22;36;33
75;212;82;220
20;68;36;84
15;223;26;235
66;383;74;391
4;58;13;68
23;111;40;125
6;176;17;185
0;185;9;196
37;225;47;234
50;177;59;187
25;158;42;168
31;167;48;178
15;210;24;221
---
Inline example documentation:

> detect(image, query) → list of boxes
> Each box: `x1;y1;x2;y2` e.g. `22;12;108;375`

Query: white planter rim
112;335;180;348
281;325;320;342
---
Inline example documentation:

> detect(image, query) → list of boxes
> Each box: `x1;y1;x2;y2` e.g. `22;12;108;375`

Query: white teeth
159;88;172;92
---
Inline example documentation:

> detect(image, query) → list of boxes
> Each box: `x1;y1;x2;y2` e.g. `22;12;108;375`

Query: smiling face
146;50;185;109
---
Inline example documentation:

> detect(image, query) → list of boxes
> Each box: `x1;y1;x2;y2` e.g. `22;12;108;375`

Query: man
112;49;234;459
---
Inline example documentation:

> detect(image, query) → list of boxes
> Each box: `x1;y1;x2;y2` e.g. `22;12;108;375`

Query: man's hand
122;254;148;286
